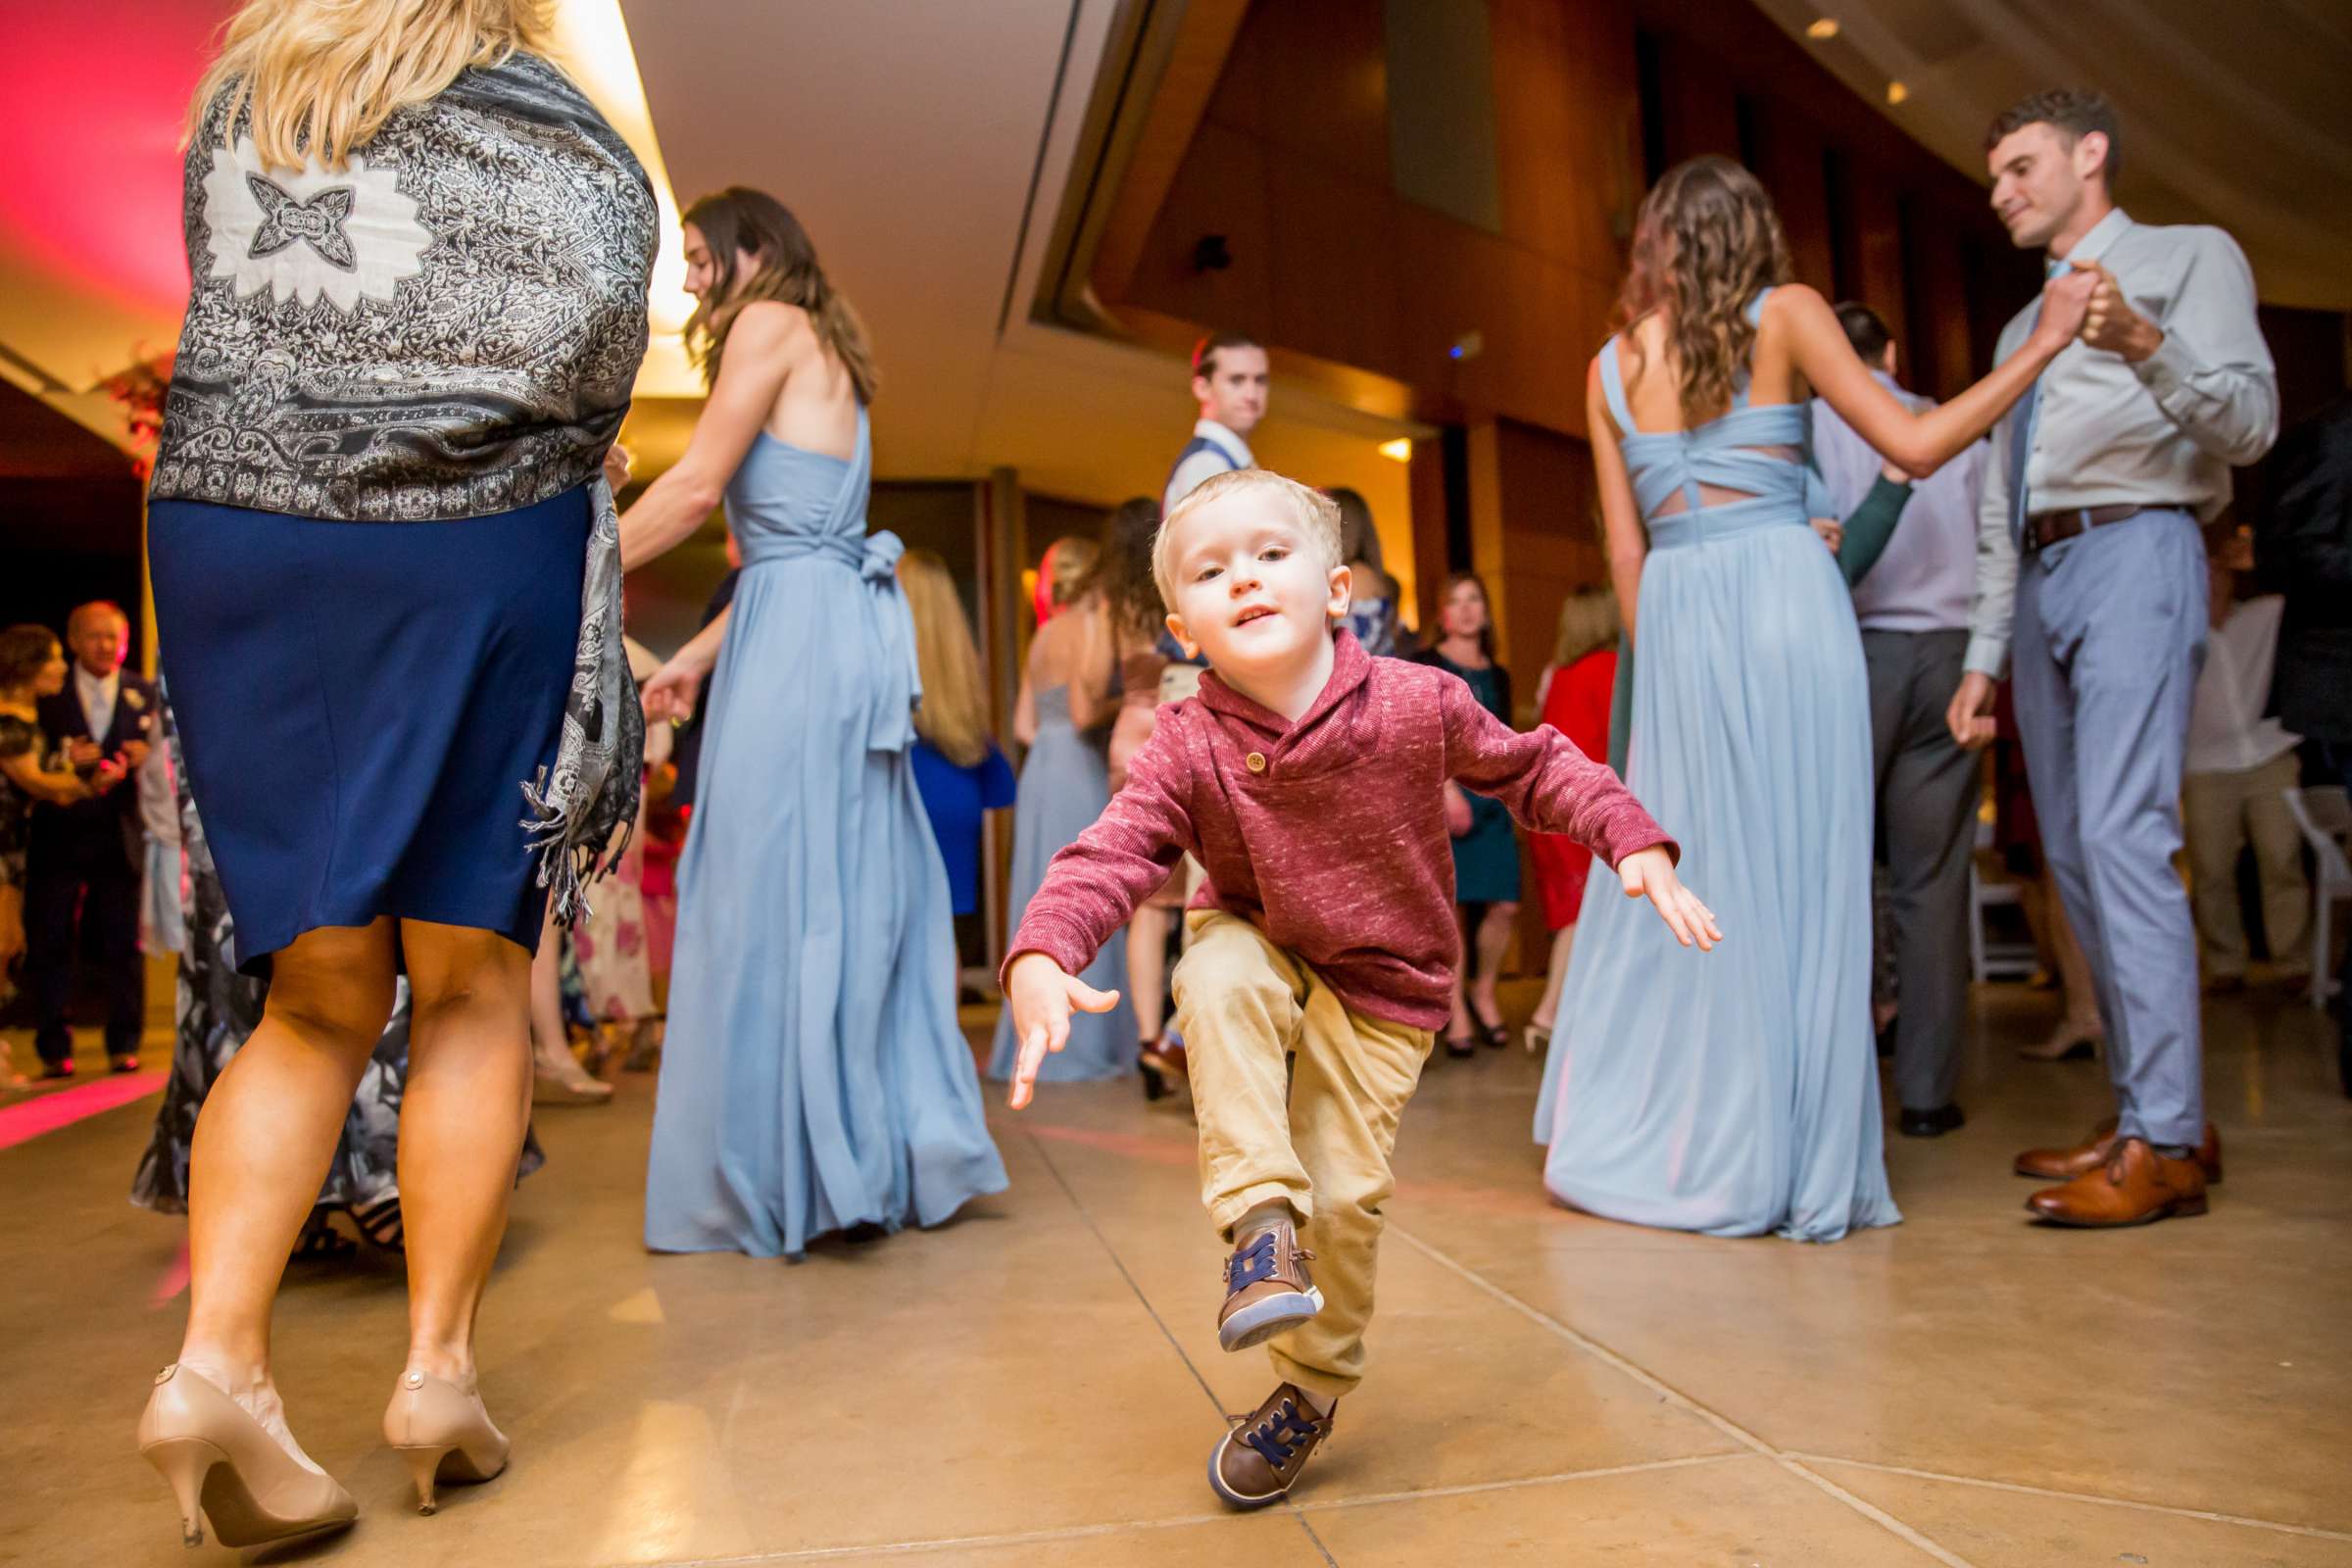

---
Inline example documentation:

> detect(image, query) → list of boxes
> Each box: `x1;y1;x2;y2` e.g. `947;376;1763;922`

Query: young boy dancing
1004;468;1719;1509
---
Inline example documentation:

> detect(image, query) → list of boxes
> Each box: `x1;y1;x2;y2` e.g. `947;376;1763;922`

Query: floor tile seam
1788;1453;2352;1543
615;1505;1266;1565
601;1458;1755;1567
1016;1124;1224;1410
1287;1450;1751;1515
1386;1225;1979;1568
1384;1224;1781;1457
1016;1127;1340;1565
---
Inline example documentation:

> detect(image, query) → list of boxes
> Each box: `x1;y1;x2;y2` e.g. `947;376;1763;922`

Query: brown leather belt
2022;503;2182;553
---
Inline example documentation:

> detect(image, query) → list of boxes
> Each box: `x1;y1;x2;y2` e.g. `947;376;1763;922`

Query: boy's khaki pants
1173;911;1433;1401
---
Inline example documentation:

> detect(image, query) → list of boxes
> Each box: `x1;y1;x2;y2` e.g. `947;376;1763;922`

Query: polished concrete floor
2;975;2348;1566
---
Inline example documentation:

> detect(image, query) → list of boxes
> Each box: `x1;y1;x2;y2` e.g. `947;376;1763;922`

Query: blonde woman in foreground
136;0;653;1545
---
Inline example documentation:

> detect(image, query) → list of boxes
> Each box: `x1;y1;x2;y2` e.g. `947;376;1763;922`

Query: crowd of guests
19;0;2336;1543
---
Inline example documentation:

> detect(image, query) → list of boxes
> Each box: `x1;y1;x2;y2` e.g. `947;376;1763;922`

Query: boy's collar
1199;627;1370;735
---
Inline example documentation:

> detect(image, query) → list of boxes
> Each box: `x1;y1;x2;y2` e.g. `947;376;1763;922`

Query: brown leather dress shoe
2014;1116;2223;1184
2027;1137;2208;1227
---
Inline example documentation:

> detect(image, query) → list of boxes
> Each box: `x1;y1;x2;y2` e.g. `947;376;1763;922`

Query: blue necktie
2005;309;2038;545
2007;257;2073;544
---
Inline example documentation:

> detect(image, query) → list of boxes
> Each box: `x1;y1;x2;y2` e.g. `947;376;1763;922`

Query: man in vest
1165;331;1269;514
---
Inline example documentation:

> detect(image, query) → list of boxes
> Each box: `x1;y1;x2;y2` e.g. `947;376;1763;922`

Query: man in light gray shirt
1946;90;2278;1228
1814;303;1985;1140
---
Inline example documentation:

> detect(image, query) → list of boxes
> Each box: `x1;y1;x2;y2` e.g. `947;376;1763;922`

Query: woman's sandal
287;1212;355;1264
2017;1023;2104;1062
348;1196;405;1254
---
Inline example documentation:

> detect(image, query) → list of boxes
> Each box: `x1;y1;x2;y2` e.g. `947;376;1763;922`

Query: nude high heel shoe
136;1363;357;1548
383;1368;510;1515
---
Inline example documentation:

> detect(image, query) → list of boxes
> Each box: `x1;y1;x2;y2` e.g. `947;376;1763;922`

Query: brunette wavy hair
683;186;877;402
1090;497;1166;644
1615;155;1793;428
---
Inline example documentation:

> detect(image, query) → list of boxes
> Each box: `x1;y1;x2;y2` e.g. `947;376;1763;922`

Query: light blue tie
2008;258;2074;544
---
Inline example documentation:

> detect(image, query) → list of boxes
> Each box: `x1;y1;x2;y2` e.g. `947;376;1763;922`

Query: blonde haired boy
1004;466;1720;1509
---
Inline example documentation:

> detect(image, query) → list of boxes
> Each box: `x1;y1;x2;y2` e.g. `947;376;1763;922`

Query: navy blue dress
147;488;589;972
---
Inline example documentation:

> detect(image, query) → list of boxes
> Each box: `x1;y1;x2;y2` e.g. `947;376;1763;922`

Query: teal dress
645;410;1007;1257
1535;290;1899;1243
1418;652;1521;905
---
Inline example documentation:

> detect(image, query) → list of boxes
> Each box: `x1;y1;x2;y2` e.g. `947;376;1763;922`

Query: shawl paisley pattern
152;53;657;923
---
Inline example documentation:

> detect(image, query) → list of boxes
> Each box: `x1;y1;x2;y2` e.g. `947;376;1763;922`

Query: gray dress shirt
1815;371;1984;633
1964;207;2278;676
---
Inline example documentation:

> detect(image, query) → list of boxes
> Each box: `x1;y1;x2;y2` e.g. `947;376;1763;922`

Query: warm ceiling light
1805;18;1839;39
1379;438;1413;464
545;0;698;396
1886;80;1910;105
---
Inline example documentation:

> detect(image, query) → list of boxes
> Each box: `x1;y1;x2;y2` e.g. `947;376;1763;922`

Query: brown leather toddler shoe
1208;1382;1334;1509
1217;1214;1321;1352
2026;1137;2209;1227
2014;1115;2222;1184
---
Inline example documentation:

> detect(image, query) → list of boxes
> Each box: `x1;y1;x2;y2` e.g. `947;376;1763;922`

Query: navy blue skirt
149;489;590;974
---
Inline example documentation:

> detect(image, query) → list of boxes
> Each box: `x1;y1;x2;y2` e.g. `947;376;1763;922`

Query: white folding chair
1969;813;2038;984
2283;785;2352;1008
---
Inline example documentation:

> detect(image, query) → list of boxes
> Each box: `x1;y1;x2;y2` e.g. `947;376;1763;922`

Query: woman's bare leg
1466;902;1519;1025
177;920;400;1457
2042;875;2103;1038
1530;921;1576;1032
396;920;534;1388
1127;905;1172;1043
526;904;568;1076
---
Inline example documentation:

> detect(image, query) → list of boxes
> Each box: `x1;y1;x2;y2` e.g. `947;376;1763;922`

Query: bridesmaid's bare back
1614;305;1811;433
756;303;860;460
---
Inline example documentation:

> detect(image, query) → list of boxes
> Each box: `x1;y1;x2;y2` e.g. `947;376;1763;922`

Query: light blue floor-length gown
646;410;1007;1257
986;685;1137;1083
1535;290;1900;1243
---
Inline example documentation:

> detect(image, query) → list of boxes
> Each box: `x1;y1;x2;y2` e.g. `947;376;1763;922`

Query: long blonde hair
188;0;554;172
1550;586;1620;669
1616;156;1794;428
899;549;994;768
682;187;878;403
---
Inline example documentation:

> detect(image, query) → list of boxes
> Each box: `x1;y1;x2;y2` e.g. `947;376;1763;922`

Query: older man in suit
27;602;160;1076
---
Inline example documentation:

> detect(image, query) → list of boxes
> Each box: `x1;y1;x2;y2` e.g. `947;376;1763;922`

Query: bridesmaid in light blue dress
1535;158;2076;1242
986;620;1138;1085
627;189;1004;1257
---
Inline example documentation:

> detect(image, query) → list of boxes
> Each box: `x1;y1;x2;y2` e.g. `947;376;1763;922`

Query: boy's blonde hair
189;0;554;172
1152;468;1345;607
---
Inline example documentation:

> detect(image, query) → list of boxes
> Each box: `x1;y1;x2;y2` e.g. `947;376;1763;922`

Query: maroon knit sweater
1004;631;1675;1030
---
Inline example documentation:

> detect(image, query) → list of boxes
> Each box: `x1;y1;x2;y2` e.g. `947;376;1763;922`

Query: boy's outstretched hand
1617;845;1723;952
1004;953;1122;1110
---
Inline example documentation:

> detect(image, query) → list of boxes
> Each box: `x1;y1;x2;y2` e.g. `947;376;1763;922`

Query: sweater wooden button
1246;752;1266;773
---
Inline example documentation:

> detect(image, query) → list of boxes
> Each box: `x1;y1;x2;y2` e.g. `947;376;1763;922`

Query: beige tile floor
2;978;2347;1566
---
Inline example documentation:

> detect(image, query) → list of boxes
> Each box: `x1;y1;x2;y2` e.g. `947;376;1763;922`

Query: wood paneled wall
1103;0;2044;431
1102;0;1642;442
